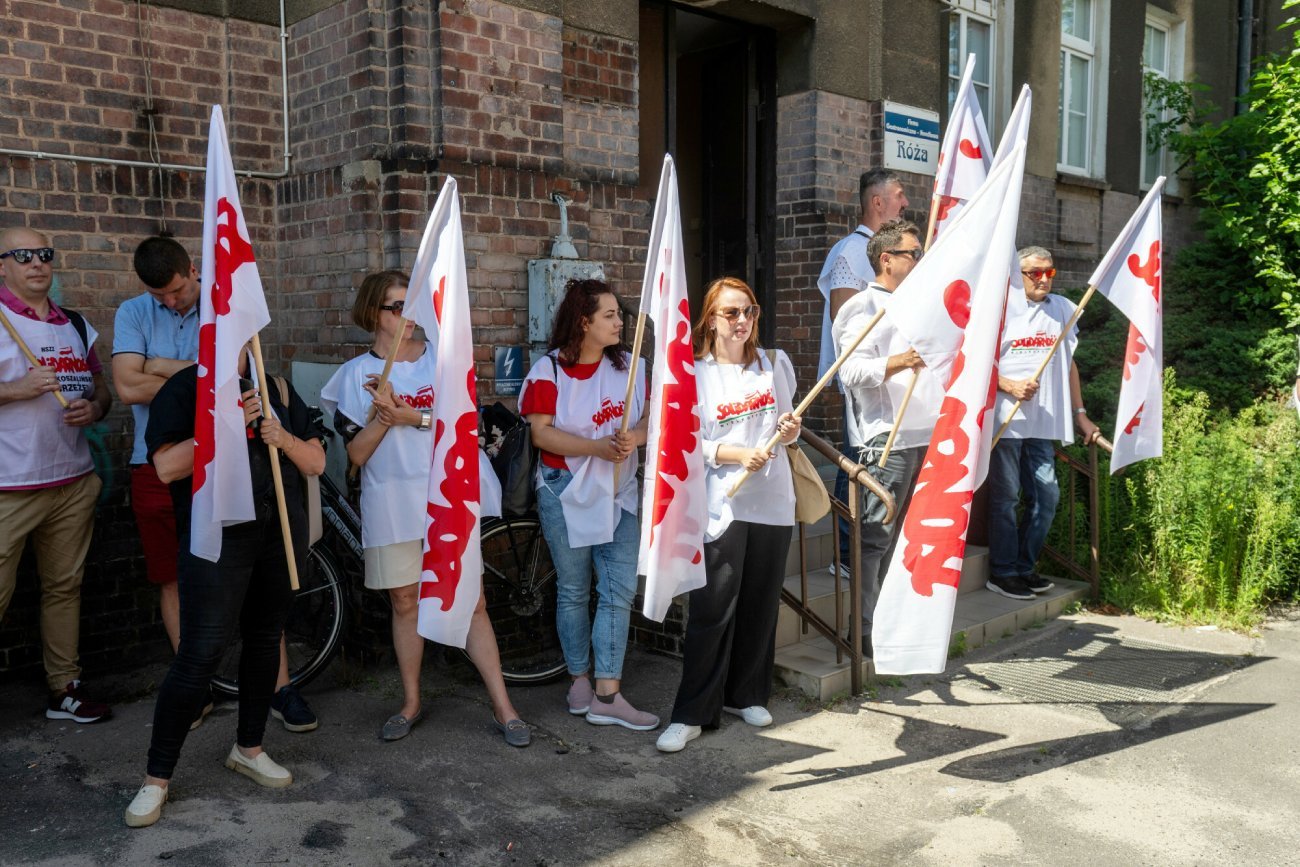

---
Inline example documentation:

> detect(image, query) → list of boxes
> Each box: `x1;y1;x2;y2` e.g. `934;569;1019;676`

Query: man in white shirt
817;169;909;575
832;220;938;653
986;247;1100;600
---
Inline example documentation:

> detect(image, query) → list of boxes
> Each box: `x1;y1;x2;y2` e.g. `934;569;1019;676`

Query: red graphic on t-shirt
398;385;435;410
1010;331;1057;350
716;388;775;422
958;139;982;160
1127;240;1161;304
592;397;625;427
648;298;702;566
421;368;479;611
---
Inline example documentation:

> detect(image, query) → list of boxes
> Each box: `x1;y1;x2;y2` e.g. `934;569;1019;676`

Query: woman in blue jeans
520;278;655;731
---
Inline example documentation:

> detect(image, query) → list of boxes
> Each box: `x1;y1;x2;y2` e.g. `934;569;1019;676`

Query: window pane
1143;142;1161;186
970;21;992;84
1062;0;1092;42
949;16;961;79
1068;110;1087;168
1069;54;1090;114
975;82;991;121
1058;52;1068;163
1144;25;1167;74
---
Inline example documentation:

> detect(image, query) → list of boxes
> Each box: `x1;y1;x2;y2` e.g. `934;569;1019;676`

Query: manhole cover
949;625;1253;724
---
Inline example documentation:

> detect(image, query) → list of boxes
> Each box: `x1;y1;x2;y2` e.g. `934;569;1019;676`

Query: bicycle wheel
210;543;348;698
479;515;566;684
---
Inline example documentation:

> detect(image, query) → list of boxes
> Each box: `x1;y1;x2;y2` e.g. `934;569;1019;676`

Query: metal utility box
527;258;605;348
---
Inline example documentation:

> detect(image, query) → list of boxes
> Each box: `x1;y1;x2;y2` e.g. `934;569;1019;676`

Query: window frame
1141;6;1185;192
1058;0;1110;179
945;0;1015;138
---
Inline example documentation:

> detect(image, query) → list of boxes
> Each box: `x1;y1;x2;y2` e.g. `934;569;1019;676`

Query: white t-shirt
520;351;645;548
320;344;501;549
995;292;1079;442
697;350;796;541
816;225;876;388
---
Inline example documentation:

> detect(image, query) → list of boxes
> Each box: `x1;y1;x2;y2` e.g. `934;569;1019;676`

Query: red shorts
131;463;179;586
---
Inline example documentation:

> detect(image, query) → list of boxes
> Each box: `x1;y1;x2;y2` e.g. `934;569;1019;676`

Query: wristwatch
418;411;432;431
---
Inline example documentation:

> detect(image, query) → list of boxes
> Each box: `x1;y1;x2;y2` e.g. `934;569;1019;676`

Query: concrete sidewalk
2;610;1296;866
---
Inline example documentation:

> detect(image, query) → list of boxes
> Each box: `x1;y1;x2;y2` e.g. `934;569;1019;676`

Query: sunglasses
886;247;923;262
1021;268;1057;281
379;300;405;314
717;304;760;322
0;247;55;265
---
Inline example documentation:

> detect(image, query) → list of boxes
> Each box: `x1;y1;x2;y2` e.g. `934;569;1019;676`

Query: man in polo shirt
114;237;201;656
0;226;113;722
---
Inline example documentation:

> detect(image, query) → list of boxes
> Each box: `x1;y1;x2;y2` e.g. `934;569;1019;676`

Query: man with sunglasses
986;247;1100;601
832;220;940;654
0;226;113;723
816;168;910;577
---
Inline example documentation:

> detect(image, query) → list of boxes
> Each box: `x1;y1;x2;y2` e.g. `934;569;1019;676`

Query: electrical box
527;258;605;350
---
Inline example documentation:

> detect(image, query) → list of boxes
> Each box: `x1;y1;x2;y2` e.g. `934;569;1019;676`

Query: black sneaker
270;685;318;733
1022;573;1055;594
985;574;1035;600
47;680;112;723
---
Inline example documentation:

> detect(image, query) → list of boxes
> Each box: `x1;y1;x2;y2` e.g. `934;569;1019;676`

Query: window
1141;8;1184;191
948;3;995;122
1058;0;1097;174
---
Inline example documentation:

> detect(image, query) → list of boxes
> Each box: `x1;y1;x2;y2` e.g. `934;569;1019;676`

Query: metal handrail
1041;436;1112;598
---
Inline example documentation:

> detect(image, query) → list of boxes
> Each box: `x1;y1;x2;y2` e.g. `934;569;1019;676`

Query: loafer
723;705;773;727
224;746;292;788
124;783;167;828
494;717;531;748
380;710;423;742
655;723;701;753
566;677;594;715
585;692;660;731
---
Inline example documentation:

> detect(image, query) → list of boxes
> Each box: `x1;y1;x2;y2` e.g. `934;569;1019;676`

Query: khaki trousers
0;473;101;691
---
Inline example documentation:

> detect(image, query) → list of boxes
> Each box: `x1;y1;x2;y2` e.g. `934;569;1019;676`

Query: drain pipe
1236;0;1254;107
0;0;293;180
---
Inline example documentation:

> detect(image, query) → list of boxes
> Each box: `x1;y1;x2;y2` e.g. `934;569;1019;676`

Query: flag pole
728;308;886;497
991;284;1097;448
0;306;71;409
250;333;300;591
613;309;648;489
345;317;410;482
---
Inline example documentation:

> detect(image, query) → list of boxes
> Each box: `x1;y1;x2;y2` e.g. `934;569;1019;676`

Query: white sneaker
124;783;167;828
723;705;773;727
655;723;701;753
224;745;293;788
828;562;850;580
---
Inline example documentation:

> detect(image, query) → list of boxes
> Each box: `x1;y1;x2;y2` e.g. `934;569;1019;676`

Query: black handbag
481;401;537;517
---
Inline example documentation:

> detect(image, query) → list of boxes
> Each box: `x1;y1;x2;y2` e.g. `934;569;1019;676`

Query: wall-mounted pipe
0;0;293;180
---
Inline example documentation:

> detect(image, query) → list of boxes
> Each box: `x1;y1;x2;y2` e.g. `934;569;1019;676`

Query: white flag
191;105;271;562
405;178;482;649
928;54;993;244
639;155;708;621
872;143;1028;675
1090;177;1165;472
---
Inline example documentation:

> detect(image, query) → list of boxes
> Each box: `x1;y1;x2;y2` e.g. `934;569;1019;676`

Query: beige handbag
766;350;830;524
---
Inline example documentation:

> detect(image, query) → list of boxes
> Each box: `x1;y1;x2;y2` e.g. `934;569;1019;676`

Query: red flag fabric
872;143;1028;674
404;178;482;649
1089;177;1165;472
928;54;993;243
191;105;271;562
638;155;707;621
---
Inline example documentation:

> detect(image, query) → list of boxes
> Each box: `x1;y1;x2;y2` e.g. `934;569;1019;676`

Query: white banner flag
1090;177;1165;472
191;105;271;562
405;178;483;649
928;54;993;243
639;155;708;621
872;143;1029;675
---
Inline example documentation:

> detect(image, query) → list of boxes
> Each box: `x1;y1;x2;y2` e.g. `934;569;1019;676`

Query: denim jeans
854;437;924;631
146;495;301;779
536;467;639;680
987;437;1060;579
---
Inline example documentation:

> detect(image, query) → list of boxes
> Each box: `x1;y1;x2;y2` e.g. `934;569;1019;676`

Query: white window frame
1141;6;1185;193
945;1;1014;137
1058;0;1110;178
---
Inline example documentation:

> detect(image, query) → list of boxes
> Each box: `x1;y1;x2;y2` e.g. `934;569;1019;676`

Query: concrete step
773;575;1090;700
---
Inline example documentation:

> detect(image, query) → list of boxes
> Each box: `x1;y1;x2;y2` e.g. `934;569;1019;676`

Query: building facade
0;0;1286;675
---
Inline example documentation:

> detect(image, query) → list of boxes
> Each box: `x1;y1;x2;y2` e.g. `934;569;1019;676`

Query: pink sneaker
585;692;660;731
566;677;594;715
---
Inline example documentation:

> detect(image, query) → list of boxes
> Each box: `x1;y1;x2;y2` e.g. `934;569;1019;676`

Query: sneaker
224;745;292;788
566;677;594;716
1023;572;1055;594
46;680;112;723
655;723;701;753
828;561;850;580
723;705;773;727
585;692;660;731
124;783;167;828
270;685;318;733
986;574;1035;600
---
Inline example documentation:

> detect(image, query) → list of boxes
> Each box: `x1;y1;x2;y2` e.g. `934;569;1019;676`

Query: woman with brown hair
519;278;657;731
319;270;529;747
656;276;800;753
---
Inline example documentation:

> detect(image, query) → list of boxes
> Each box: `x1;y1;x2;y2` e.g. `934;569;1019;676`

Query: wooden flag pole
728;308;886;498
250;333;300;591
347;315;411;482
0;305;70;409
923;192;941;249
991;284;1098;448
613;310;649;490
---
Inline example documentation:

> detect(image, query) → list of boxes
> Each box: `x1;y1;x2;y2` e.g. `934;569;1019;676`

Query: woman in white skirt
656;276;800;753
321;270;529;747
